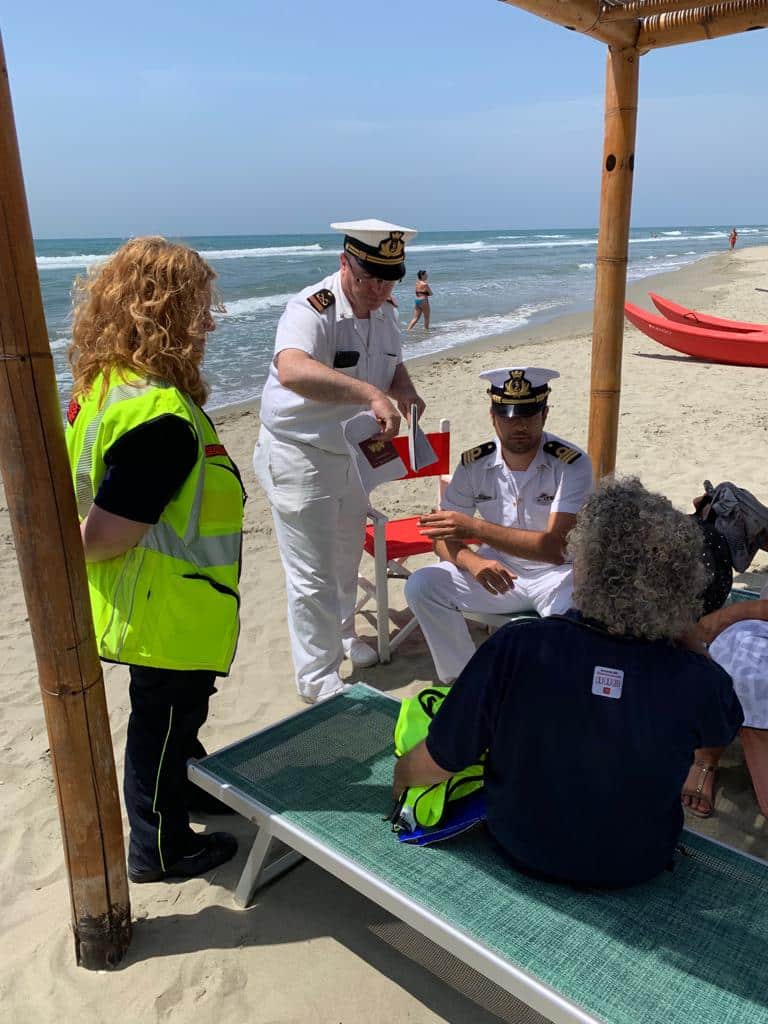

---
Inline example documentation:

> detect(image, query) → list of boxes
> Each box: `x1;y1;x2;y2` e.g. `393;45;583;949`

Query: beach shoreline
205;246;748;422
1;244;767;1023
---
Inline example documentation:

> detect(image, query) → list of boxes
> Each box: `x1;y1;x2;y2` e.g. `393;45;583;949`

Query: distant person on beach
394;478;742;889
254;219;426;704
729;228;738;251
405;366;592;684
66;237;245;884
407;270;433;330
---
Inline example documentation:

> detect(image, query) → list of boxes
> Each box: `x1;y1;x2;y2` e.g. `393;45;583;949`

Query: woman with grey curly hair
393;477;743;889
567;476;707;642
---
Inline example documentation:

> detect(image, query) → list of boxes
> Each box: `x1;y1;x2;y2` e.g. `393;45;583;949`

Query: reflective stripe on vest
74;384;237;568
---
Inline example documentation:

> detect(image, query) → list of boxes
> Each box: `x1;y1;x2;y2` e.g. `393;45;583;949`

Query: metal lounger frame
189;663;767;1024
190;685;602;1024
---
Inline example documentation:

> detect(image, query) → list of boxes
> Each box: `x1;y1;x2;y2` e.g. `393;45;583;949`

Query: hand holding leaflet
342;411;407;494
407;403;438;472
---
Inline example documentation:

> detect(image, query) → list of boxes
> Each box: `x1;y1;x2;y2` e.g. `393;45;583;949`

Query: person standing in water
407;270;433;330
729;228;738;251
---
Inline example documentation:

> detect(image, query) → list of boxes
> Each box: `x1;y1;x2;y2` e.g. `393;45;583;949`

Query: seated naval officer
404;367;593;684
254;219;426;704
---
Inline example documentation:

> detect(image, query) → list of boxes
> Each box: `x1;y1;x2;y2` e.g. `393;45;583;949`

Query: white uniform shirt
441;432;593;575
260;271;403;454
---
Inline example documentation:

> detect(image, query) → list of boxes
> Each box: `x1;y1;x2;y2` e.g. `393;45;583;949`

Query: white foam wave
662;230;682;236
37;253;109;270
50;336;70;351
402;300;562;357
578;262;594;270
494;235;524;239
408;241;489;253
37;242;326;270
536;234;567;238
220;293;293;317
200;244;324;260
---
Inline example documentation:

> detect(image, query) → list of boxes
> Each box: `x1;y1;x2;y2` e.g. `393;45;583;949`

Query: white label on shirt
591;665;624;700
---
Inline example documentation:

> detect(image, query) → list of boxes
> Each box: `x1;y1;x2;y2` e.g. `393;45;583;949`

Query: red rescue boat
649;292;768;334
624;302;768;367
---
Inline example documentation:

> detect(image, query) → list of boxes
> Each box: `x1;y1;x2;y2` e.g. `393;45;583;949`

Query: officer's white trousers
254;430;368;702
404;548;574;683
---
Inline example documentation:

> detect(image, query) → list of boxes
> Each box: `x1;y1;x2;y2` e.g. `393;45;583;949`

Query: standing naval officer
404;367;593;683
254;219;426;703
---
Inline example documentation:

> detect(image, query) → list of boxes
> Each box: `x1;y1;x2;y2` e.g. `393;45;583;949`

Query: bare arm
393;740;453;798
387;362;426;423
699;599;768;645
80;505;151;563
420;509;577;565
276;348;401;438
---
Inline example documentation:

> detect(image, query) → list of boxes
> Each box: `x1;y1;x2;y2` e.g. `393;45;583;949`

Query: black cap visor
491;401;546;419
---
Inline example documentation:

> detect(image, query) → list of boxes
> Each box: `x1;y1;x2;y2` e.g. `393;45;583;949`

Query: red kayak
624;302;768;367
649;292;768;334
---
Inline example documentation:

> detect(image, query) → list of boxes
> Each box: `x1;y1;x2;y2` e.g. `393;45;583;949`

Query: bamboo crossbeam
600;0;718;20
498;0;638;45
587;47;640;478
0;34;131;969
639;0;767;45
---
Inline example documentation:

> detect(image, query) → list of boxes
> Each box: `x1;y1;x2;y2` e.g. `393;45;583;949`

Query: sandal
681;761;717;818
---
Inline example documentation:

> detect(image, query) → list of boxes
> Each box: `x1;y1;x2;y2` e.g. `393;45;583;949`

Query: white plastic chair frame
356;418;450;664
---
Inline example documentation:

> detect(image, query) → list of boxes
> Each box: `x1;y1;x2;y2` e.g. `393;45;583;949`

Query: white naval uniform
254;271;403;702
404;432;593;683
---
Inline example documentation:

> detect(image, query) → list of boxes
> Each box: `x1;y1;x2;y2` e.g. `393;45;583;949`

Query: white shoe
301;684;352;708
342;638;379;668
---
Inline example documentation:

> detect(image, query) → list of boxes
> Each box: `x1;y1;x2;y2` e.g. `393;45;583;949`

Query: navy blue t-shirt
426;610;743;888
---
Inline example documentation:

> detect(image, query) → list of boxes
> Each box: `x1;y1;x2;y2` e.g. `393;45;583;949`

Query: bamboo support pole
0;34;131;969
498;0;639;45
600;0;719;20
587;46;640;479
638;0;767;46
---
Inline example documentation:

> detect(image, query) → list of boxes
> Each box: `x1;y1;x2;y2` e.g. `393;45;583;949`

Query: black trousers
124;665;217;873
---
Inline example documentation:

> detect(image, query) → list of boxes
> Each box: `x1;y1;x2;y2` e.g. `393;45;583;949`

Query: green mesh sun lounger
190;666;768;1024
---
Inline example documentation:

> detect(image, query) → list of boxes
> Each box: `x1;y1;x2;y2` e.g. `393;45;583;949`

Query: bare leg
423;300;431;330
681;746;725;817
407;306;422;331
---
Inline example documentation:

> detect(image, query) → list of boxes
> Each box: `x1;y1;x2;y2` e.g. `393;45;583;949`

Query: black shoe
128;832;238;884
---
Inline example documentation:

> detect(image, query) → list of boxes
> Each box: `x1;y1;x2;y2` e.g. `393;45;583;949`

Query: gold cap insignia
379;232;405;260
503;370;531;399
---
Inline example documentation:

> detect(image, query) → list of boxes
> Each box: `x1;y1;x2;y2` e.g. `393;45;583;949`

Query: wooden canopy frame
0;0;763;971
500;0;766;477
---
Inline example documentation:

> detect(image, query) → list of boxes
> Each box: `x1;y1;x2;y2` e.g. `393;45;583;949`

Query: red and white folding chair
356;419;451;664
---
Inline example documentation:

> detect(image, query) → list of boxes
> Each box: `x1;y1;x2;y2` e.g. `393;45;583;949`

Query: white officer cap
479;367;560;418
330;218;417;280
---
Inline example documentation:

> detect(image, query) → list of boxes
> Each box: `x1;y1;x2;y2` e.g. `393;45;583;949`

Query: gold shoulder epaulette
461;441;496;466
543;440;582;464
307;289;335;313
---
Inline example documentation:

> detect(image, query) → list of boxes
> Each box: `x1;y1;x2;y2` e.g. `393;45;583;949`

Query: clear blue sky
4;0;766;238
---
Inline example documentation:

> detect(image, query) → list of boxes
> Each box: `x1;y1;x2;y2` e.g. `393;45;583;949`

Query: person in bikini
407;269;433;330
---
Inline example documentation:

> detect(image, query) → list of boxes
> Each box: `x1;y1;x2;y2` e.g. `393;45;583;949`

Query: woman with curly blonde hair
66;237;245;885
394;477;742;889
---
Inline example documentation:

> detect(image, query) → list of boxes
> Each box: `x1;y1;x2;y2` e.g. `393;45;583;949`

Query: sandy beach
1;246;767;1022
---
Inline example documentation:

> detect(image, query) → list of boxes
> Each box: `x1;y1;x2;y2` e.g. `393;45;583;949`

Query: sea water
36;226;768;410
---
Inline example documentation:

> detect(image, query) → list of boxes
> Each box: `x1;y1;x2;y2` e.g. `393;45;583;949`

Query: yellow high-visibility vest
66;369;244;674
